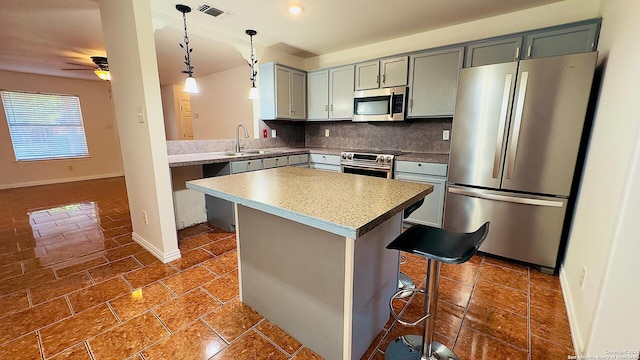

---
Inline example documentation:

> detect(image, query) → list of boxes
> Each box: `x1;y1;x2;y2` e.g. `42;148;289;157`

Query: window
1;90;89;161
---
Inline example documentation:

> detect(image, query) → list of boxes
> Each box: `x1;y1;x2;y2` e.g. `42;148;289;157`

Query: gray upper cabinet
407;47;463;118
464;20;600;67
260;63;306;120
307;65;355;121
354;61;380;90
465;37;523;68
523;23;599;59
355;56;408;90
329;65;355;119
307;69;329;120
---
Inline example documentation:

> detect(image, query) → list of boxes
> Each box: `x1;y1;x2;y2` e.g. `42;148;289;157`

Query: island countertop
186;166;432;239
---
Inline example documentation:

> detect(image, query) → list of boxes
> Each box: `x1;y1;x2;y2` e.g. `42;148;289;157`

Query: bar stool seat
386;222;490;360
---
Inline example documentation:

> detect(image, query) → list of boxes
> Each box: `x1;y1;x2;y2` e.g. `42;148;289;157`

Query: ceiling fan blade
65;62;95;68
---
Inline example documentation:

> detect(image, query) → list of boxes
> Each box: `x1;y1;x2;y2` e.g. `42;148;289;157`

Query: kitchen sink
223;150;269;156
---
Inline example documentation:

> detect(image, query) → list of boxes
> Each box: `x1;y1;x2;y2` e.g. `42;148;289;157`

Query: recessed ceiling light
287;4;303;15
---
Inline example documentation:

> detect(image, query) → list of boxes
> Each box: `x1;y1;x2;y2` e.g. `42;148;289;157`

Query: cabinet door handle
515;47;520;60
325;104;328;112
330;104;333;112
382;74;386;85
376;74;379;86
409;99;413;109
527;45;532;58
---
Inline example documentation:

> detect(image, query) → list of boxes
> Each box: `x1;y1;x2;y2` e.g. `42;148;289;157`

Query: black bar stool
385;222;490;360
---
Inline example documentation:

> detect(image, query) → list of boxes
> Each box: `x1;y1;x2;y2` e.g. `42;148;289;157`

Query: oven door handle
342;163;392;171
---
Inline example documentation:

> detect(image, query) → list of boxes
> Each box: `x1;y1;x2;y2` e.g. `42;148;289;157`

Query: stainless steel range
340;150;404;179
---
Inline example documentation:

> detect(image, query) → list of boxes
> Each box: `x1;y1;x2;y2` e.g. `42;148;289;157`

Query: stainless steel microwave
352;86;406;122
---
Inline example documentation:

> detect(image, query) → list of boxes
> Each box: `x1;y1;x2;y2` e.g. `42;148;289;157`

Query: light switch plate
325;129;330;137
271;129;277;138
443;130;450;140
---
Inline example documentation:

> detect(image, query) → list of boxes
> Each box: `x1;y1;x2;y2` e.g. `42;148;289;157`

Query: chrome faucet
235;124;249;153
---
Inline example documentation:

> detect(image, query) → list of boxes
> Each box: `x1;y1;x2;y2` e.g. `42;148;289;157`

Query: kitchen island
186;167;432;360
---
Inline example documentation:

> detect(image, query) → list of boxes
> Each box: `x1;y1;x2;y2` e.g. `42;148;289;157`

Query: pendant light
176;4;199;93
246;29;259;100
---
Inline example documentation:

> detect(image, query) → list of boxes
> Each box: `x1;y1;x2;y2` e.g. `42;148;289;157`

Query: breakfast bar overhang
187;167;432;360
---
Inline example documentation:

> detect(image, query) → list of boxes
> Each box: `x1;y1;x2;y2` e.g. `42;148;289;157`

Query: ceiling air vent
197;4;225;17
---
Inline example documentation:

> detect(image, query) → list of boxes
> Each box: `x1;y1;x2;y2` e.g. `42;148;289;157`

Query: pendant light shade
246;29;259;100
184;76;199;93
176;4;198;94
248;86;260;100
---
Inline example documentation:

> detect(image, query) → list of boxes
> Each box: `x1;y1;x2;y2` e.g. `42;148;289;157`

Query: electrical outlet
580;266;587;289
325;129;330;137
271;129;277;138
137;107;145;123
443;130;450;140
142;211;148;225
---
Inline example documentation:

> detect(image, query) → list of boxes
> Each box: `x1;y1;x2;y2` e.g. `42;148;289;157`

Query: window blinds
1;90;89;161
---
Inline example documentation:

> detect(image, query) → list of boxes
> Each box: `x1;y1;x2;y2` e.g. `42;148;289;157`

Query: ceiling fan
63;56;110;80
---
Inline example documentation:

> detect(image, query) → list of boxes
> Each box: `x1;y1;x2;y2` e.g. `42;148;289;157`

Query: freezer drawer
444;185;568;271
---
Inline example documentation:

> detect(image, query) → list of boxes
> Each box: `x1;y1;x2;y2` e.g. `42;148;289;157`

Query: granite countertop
186;167;432;239
396;152;449;164
168;147;308;167
169;147;449;167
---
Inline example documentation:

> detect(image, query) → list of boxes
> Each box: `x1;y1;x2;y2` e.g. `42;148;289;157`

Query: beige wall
189;65;255;140
562;0;640;355
0;70;124;189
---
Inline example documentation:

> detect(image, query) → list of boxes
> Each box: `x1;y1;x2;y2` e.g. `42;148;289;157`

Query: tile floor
0;177;575;359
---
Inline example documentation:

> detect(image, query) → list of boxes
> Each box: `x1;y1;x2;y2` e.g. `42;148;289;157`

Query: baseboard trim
132;232;182;264
0;172;125;190
560;265;584;356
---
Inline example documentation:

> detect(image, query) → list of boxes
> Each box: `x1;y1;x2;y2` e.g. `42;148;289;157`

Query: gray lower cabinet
288;154;309;167
309;153;341;172
394;161;447;228
263;156;288;169
407;47;463;118
465;19;600;67
204;159;265;231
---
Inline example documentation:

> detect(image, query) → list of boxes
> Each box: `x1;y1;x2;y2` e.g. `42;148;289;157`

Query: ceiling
0;0;566;87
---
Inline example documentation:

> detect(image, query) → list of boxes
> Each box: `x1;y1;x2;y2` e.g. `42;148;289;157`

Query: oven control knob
347;154;352;160
341;153;346;159
386;156;392;163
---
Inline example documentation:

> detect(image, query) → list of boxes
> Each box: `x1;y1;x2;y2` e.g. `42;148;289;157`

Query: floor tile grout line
253;321;298;358
35;330;45;360
452;255;484;350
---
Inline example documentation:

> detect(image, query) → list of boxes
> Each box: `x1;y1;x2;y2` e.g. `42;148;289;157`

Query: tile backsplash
167;119;452;155
305;119;452;153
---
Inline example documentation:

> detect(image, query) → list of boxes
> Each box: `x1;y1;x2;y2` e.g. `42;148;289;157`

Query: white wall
190;65;255;140
99;0;179;263
561;0;640;355
0;70;124;189
306;0;601;69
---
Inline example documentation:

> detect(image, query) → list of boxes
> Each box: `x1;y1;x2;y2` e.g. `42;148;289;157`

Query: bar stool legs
386;259;459;360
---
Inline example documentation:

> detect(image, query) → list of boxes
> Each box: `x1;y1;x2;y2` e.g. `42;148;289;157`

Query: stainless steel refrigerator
444;52;597;273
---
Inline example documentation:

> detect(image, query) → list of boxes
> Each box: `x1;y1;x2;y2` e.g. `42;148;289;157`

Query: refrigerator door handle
506;71;529;179
493;73;513;178
448;186;564;207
